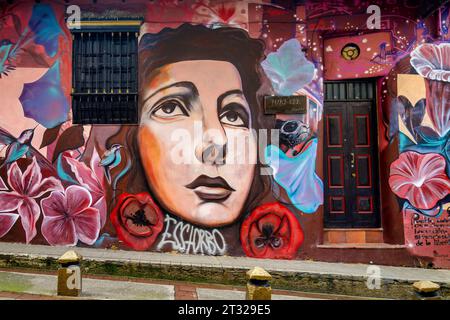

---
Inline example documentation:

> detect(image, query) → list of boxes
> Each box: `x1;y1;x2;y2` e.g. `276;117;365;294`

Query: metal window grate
72;28;139;124
324;81;374;102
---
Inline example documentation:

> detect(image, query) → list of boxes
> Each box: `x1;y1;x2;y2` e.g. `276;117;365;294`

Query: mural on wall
0;1;323;260
0;1;71;159
0;0;448;267
389;42;450;268
324;32;398;79
306;0;449;266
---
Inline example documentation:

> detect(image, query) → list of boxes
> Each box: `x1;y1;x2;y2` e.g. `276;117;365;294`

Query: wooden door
323;82;380;228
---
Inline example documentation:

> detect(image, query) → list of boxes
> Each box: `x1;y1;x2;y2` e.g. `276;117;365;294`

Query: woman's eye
220;110;245;127
219;102;250;128
152;100;187;119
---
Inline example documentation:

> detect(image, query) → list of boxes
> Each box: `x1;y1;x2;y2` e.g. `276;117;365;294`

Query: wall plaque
264;95;307;114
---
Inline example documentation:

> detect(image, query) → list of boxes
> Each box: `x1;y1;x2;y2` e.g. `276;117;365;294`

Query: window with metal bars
324;80;375;102
71;23;140;124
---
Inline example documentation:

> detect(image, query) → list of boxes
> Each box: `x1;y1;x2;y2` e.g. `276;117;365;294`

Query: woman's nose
195;120;227;165
196;142;227;165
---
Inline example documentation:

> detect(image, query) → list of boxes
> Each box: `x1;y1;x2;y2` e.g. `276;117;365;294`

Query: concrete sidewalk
0;270;174;300
0;270;333;300
0;242;449;299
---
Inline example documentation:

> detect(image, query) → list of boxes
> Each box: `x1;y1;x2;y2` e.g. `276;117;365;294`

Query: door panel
323;102;352;226
324;98;380;228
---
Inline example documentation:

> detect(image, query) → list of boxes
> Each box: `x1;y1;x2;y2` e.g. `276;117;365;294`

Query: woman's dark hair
97;23;275;228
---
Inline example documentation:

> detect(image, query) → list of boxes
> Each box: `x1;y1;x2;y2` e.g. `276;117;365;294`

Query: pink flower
0;158;62;242
389;151;450;210
63;149;107;227
0;176;7;190
41;185;101;246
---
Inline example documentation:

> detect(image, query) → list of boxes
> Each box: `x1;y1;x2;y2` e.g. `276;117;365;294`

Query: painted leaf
19;60;69;128
12;14;22;36
21;47;51;67
40;124;62;149
52;125;85;163
415;125;443;145
403;202;442;218
261;39;315;96
396;95;426;140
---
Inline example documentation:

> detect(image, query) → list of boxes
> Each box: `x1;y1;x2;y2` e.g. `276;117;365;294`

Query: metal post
246;267;272;300
412;280;442;300
57;250;83;297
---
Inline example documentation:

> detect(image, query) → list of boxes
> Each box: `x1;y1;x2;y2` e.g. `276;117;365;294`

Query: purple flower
19;60;69;128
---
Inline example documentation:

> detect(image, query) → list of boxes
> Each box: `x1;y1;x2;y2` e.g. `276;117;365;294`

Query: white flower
410;43;450;82
261;39;315;96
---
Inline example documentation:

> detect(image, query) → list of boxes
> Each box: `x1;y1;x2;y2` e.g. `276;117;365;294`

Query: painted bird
99;144;131;200
0;125;38;169
0;125;54;172
99;144;124;184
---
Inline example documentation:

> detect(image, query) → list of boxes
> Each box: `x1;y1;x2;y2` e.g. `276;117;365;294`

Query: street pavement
0;270;336;300
0;270;174;300
0;242;449;299
1;242;449;284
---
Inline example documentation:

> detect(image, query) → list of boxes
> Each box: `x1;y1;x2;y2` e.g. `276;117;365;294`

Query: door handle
350;152;355;164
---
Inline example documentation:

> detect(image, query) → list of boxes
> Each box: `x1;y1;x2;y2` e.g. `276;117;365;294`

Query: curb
0;252;448;299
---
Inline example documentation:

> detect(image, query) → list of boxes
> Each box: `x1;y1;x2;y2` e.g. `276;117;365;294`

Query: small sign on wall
264;95;307;114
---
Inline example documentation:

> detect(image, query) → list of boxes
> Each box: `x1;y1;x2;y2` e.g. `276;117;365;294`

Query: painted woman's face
138;60;257;227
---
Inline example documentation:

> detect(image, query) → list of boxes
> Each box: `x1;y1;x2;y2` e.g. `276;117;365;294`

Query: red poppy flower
110;192;164;251
240;202;304;259
389;151;450;210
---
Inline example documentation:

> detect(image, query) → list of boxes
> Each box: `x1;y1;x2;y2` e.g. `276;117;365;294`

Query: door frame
323;79;381;228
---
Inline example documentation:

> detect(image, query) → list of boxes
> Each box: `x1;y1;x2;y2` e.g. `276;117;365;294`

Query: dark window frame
71;20;141;125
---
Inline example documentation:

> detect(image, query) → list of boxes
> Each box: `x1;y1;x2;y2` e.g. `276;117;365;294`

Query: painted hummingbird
99;144;124;184
99;144;131;200
0;125;37;169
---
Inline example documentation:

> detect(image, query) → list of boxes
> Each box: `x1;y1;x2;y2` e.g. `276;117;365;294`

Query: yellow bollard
57;250;82;297
246;267;272;300
412;280;441;300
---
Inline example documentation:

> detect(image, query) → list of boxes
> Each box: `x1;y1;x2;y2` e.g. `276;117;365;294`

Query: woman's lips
193;187;232;202
185;175;235;202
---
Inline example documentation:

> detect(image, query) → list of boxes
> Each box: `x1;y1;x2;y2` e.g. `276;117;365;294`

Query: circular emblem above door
341;43;360;60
